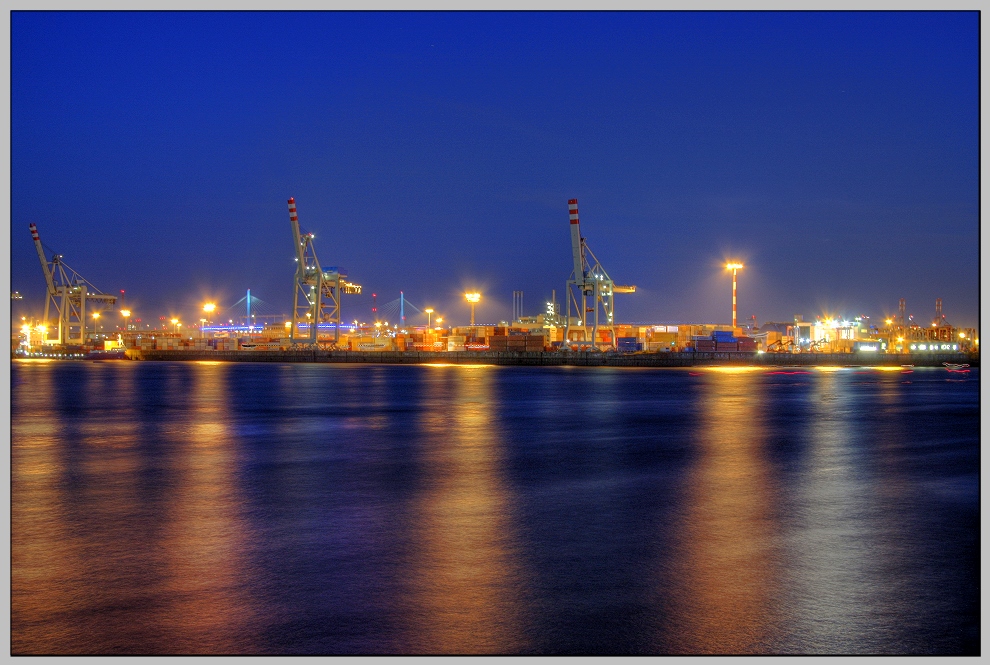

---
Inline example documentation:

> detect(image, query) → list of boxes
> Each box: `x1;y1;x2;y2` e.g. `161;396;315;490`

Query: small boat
943;362;970;371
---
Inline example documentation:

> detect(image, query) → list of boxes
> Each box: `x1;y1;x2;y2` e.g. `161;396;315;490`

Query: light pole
725;263;743;329
171;318;179;335
465;293;481;326
121;309;131;332
425;308;434;329
203;302;216;326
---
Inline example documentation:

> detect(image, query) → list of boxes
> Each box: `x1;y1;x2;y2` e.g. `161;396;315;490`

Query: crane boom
568;199;586;287
288;197;308;266
29;223;57;296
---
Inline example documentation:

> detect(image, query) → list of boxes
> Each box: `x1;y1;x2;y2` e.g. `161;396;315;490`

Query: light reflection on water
664;370;782;654
400;366;525;654
153;364;261;653
10;361;980;655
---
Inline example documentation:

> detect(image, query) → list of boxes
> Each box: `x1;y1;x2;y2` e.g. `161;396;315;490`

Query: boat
943;362;970;371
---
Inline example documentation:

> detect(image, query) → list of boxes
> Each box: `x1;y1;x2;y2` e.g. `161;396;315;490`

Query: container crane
29;223;117;346
563;199;635;350
287;197;361;347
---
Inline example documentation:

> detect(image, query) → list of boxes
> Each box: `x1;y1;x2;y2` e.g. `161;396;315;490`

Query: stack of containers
736;336;757;352
713;330;738;352
215;337;239;351
616;337;642;352
488;335;508;351
693;335;716;352
489;333;545;352
525;334;546;352
155;336;181;350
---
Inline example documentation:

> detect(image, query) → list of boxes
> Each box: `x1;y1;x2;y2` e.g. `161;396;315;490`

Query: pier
125;349;978;368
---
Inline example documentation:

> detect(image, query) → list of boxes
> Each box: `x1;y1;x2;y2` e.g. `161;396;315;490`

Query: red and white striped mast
726;262;744;329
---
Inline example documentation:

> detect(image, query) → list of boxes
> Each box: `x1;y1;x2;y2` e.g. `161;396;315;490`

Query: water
10;360;980;655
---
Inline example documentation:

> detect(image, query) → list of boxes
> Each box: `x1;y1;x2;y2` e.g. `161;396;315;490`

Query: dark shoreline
108;349;980;368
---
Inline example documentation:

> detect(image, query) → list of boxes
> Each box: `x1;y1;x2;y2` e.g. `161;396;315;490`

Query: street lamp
203;302;216;326
121;309;131;331
725;263;744;329
465;292;481;325
425;308;434;329
171;318;179;334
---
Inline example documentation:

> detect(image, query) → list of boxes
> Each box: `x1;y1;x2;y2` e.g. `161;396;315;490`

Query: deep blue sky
10;11;980;329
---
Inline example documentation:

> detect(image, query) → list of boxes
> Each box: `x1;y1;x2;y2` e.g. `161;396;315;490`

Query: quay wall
126;349;978;368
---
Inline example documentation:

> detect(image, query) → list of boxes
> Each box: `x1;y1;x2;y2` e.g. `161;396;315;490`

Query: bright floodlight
465;293;481;325
725;262;744;270
92;312;100;319
121;309;131;318
203;303;216;313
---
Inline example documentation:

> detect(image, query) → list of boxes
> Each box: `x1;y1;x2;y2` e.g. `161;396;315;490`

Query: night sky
9;11;980;330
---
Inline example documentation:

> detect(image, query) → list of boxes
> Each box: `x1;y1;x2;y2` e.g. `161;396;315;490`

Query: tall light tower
203;302;216;325
726;262;744;329
425;308;434;328
465;292;481;325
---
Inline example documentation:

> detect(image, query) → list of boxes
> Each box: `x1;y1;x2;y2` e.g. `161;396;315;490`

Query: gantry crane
29;223;117;345
563;199;635;350
287;197;362;347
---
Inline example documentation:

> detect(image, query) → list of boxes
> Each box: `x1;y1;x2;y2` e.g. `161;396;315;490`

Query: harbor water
10;360;980;655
